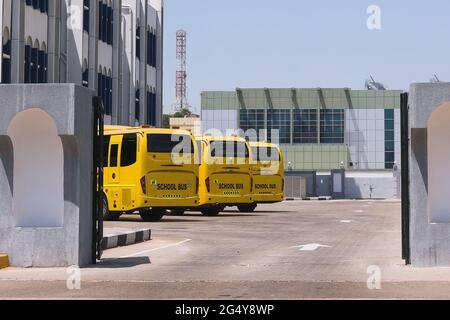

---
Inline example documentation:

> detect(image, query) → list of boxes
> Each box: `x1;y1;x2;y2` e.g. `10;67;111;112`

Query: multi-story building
201;88;403;199
169;116;201;137
0;0;163;126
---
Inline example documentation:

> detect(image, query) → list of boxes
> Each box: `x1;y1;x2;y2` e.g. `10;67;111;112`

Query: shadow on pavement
178;213;264;218
93;257;151;269
118;217;206;223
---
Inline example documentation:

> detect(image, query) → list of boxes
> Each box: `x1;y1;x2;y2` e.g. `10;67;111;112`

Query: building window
102;3;107;43
2;30;11;83
239;109;265;136
98;1;113;44
30;46;38;83
107;6;113;45
97;70;112;116
267;109;291;144
37;49;45;83
147;29;156;67
82;64;89;87
24;42;47;83
97;72;102;103
98;1;103;40
293;109;318;144
104;73;109;114
136;26;141;59
24;44;31;83
147;89;156;126
135;88;140;121
26;0;48;14
320;109;345;144
108;75;112;115
83;0;90;33
385;109;395;169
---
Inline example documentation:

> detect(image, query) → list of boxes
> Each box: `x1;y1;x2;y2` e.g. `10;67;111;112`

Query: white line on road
121;239;192;258
290;243;331;251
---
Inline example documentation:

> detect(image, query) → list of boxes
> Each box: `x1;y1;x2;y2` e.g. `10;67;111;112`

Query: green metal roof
202;88;402;110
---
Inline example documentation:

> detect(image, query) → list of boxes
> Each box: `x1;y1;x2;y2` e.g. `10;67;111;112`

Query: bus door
108;135;121;184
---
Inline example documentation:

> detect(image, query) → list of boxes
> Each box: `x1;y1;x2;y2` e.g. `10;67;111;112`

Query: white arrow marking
290;243;331;251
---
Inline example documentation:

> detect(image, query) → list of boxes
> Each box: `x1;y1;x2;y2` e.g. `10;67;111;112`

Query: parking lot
2;200;450;299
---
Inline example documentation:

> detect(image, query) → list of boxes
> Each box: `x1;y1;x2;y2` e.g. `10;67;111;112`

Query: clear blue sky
163;0;450;114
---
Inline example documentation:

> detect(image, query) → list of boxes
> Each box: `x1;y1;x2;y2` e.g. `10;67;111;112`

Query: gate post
401;93;410;264
0;84;96;267
408;83;450;267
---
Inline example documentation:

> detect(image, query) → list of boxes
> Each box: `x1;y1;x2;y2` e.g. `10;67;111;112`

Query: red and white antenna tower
173;30;191;112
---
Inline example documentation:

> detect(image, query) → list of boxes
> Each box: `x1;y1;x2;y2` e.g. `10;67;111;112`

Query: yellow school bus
248;142;285;211
103;126;199;221
196;135;254;216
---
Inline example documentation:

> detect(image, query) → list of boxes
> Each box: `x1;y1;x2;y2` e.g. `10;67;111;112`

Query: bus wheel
140;209;165;222
102;196;122;221
168;209;185;216
237;204;258;213
201;206;222;217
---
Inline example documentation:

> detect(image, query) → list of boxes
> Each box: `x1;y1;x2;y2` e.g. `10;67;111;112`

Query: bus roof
249;141;281;150
104;125;193;136
196;135;248;143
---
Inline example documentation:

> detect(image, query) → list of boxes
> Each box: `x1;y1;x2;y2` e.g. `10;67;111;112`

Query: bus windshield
252;147;280;162
210;141;249;158
147;134;194;154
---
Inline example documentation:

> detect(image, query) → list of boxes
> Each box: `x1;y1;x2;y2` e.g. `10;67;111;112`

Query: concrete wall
285;170;400;199
0;84;95;267
345;171;399;199
408;82;450;267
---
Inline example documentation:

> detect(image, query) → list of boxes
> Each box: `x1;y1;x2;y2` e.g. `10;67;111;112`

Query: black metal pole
400;92;411;265
92;96;105;263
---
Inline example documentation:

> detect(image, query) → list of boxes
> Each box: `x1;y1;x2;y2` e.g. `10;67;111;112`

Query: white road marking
354;210;364;213
290;243;331;251
121;239;192;258
340;220;352;223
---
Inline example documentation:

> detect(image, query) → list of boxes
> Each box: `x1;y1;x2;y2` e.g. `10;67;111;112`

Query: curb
304;196;332;201
102;229;152;251
0;254;9;269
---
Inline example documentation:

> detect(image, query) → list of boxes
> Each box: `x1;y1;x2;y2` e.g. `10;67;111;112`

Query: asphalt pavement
2;200;450;299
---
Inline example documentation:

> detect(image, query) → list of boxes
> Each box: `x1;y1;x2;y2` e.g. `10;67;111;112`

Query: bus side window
110;144;119;167
103;136;111;167
121;133;137;167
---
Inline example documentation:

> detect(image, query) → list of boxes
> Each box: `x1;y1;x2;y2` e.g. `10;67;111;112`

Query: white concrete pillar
66;0;83;85
151;0;163;126
120;4;134;126
88;0;98;91
112;0;122;124
47;0;61;83
11;0;25;83
139;0;147;124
